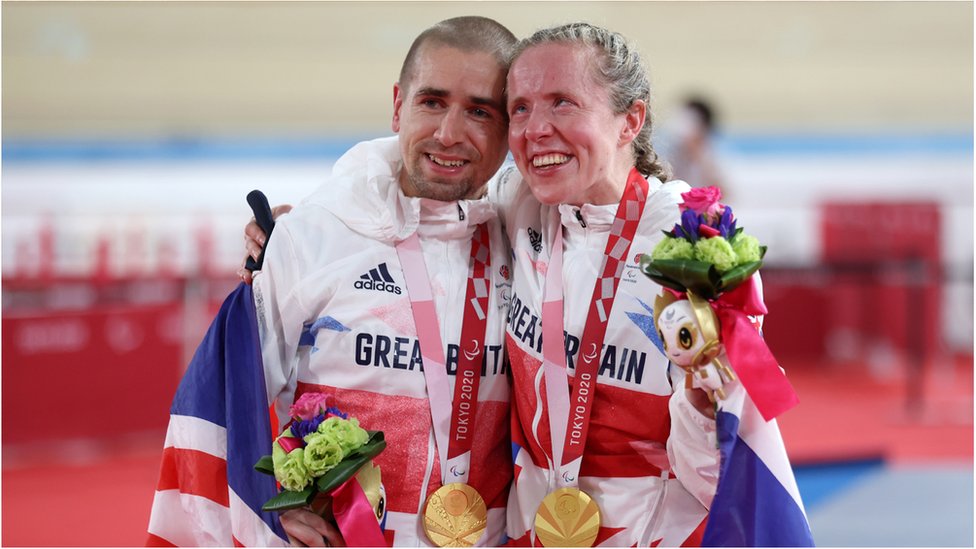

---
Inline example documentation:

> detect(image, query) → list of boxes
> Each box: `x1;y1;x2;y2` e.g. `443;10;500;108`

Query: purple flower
718;206;736;238
291;415;324;440
676;209;702;243
323;406;348;419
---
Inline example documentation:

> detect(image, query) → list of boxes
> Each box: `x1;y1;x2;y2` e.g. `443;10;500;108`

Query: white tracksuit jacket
253;136;513;547
490;167;721;547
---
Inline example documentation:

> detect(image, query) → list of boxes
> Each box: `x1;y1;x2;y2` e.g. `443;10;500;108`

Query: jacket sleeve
666;271;770;510
252;217;307;427
667;380;721;509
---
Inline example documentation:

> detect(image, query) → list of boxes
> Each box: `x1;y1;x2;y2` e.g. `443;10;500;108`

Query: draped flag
702;381;815;547
147;283;289;546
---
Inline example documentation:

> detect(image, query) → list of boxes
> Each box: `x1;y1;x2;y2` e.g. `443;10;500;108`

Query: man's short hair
398;16;517;92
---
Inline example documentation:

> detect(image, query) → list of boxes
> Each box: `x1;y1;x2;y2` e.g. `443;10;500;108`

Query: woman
491;23;719;547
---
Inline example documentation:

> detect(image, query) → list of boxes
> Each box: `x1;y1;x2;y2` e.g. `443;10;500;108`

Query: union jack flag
147;283;288;546
702;382;815;546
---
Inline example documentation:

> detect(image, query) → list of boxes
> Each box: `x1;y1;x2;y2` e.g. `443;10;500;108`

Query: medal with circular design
423;482;488;547
534;487;601;547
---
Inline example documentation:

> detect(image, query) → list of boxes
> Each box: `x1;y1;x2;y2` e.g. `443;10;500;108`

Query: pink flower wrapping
698;224;721;238
277;434;304;454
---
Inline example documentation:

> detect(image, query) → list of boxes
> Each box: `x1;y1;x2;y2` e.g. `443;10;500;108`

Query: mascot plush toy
654;291;736;402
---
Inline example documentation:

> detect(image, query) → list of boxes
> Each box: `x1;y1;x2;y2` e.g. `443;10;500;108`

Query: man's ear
620;99;646;145
392;82;404;133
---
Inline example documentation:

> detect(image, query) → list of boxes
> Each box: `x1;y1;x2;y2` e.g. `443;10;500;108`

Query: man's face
392;44;509;202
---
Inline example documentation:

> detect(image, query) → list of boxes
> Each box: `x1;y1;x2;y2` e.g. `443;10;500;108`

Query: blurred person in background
661;97;728;196
158;16;518;547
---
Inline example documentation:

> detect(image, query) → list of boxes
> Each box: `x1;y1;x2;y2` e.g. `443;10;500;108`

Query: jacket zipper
574;208;587;228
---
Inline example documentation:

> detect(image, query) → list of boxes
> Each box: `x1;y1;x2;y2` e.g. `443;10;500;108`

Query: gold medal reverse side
534;487;601;547
423;483;488;547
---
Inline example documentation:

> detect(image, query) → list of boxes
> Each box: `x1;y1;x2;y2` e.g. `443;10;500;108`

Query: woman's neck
570;164;635;206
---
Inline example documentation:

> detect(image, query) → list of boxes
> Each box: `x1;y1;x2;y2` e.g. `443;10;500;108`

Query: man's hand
280;507;346;547
238;204;292;284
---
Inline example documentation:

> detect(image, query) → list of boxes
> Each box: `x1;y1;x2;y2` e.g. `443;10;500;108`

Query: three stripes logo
527;227;543;253
354;263;402;294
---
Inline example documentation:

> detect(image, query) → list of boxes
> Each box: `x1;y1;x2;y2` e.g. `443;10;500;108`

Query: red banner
821;201;942;361
3;303;185;444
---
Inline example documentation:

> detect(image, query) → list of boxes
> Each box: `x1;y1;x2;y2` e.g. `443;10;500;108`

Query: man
163;16;518;547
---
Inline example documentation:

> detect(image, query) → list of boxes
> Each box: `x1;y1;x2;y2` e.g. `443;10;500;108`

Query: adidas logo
527;227;543;253
354;263;402;294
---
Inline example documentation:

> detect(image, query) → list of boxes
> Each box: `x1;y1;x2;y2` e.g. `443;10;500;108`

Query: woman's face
506;42;644;206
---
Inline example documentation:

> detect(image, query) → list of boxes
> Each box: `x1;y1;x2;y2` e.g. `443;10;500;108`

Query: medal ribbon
542;168;649;488
395;224;491;485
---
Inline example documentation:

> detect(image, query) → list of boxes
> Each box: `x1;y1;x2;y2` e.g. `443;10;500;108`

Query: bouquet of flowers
640;186;765;300
254;392;387;542
640;186;798;420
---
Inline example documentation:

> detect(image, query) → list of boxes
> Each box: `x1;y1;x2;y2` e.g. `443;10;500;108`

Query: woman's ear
620;99;646;145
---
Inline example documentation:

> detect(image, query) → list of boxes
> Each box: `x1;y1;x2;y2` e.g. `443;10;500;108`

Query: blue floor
794;458;886;508
795;462;974;547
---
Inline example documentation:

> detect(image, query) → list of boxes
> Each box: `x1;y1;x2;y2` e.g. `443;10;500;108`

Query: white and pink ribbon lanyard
394;224;491;485
541;168;649;490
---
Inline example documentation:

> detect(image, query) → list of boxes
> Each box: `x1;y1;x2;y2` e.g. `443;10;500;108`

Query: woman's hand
685;387;717;421
280;507;345;547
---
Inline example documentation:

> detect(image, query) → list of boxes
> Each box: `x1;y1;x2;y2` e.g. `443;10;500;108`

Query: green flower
316;417;370;455
303;432;345;476
651;236;695;261
694;237;738;272
272;443;312;492
732;233;762;264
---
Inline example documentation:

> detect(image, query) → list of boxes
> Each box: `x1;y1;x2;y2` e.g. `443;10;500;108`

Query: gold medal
423;482;488;547
534;487;601;547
